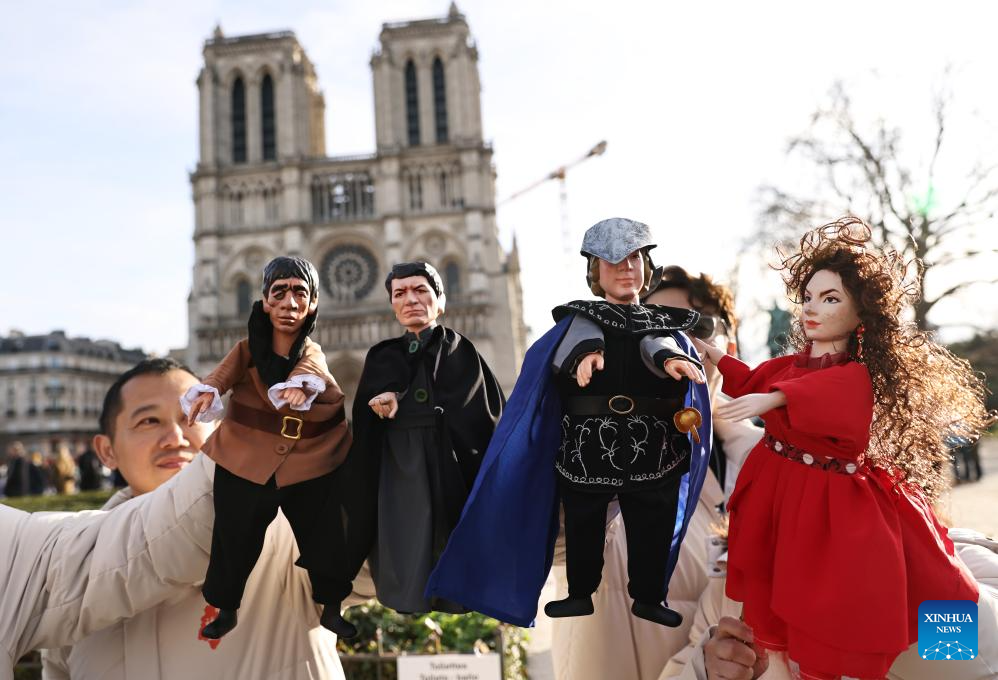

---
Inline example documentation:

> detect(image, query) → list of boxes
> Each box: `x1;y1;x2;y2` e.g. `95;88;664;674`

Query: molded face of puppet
262;277;317;336
598;250;645;304
391;275;444;333
801;269;861;349
94;369;215;496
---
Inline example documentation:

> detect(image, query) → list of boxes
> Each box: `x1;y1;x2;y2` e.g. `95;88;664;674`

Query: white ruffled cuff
267;374;327;411
180;384;224;422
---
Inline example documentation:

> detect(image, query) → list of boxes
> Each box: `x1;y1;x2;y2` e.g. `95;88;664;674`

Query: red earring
855;323;865;360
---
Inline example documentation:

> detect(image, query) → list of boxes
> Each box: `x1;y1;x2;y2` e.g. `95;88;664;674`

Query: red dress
718;352;978;680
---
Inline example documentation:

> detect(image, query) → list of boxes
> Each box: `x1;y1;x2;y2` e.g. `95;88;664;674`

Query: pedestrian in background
76;446;104;491
52;444;77;495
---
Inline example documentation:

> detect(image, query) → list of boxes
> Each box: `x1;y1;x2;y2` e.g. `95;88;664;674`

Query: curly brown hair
777;216;993;500
647;265;739;332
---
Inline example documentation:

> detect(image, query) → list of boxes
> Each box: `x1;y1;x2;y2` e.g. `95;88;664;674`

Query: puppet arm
267;376;326;411
640;333;704;379
551;314;605;376
769;363;873;448
179;341;249;422
268;342;332;411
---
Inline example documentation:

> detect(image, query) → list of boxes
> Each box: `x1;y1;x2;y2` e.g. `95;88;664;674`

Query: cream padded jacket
40;454;377;680
1;452;214;680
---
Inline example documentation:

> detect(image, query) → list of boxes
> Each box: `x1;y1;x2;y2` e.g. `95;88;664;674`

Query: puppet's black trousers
559;476;682;604
202;465;351;611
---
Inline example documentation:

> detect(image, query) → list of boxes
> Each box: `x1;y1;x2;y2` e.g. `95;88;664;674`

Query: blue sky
2;0;996;356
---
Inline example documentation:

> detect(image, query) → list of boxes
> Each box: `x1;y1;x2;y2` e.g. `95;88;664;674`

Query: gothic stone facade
187;8;526;407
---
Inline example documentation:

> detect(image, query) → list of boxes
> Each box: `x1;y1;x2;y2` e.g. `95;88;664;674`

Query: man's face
391;275;442;333
262;277;317;335
94;369;215;496
645;286;733;384
598;250;644;304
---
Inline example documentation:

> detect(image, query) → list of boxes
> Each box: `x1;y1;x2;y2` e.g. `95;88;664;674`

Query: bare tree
755;80;998;330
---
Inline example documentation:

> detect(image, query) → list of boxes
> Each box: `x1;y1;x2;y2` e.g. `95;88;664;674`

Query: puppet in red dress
692;218;992;680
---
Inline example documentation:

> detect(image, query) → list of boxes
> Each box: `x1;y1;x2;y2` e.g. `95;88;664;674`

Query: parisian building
187;4;527;406
0;330;147;456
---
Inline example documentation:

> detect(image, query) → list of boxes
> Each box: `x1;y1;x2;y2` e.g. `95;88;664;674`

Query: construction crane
498;140;607;254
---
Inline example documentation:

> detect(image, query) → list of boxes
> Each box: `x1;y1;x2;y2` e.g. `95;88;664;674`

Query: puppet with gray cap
333;262;505;623
182;256;354;639
426;218;713;629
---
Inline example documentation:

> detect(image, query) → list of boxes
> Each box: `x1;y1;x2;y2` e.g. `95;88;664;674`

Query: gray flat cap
580;217;657;263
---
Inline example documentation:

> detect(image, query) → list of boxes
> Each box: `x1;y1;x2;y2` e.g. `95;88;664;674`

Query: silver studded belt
763;433;862;475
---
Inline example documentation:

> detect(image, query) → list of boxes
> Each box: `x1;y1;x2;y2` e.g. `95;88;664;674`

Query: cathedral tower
188;8;525;404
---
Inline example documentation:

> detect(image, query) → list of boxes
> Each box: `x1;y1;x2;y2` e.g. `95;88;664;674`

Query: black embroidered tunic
551;300;702;493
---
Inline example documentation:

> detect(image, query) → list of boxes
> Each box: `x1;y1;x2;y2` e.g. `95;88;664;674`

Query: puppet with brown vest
182;256;355;639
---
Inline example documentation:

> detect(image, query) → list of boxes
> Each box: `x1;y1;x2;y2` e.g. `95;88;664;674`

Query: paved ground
943;435;998;537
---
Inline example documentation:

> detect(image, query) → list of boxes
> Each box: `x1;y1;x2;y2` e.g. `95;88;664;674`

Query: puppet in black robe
335;262;505;615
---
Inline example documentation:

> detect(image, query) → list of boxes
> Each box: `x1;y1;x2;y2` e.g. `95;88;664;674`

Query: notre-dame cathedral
186;4;527;406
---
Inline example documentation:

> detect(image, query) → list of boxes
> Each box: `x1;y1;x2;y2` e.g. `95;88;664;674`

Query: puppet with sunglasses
182;256;354;639
426;218;713;629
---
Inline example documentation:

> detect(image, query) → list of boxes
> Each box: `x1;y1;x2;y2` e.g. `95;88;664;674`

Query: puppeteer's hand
280;387;308;408
715;391;786;421
369;392;399;419
576;352;604;388
704;616;768;680
664;358;706;384
691;336;724;365
187;392;215;427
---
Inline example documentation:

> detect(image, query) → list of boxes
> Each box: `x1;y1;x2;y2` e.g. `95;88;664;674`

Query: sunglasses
689;314;728;340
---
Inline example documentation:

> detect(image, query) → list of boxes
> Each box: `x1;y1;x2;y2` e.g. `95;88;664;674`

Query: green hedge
2;490;114;513
339;602;529;680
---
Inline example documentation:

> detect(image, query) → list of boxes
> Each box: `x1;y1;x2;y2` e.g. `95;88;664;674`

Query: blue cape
425;316;712;627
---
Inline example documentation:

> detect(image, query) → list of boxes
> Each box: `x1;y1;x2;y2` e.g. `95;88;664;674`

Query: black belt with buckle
565;395;684;417
226;400;343;440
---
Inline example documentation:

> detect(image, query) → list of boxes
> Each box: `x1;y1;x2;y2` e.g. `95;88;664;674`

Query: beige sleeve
40;646;71;680
9;455;215;657
661;578;727;680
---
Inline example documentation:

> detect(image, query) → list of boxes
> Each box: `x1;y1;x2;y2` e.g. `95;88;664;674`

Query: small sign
397;653;501;680
918;600;978;661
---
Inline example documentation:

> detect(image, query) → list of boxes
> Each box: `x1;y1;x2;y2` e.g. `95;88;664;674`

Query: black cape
335;325;505;581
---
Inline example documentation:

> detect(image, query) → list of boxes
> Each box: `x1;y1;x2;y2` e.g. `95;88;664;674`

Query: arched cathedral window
444;260;461;297
261;73;276;161
405;60;420;146
231;77;247;164
432;57;448;143
236;279;252;316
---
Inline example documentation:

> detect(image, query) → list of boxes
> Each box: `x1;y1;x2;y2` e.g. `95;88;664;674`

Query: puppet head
778;216;992;500
581;218;656;301
385;261;446;333
260;256;319;335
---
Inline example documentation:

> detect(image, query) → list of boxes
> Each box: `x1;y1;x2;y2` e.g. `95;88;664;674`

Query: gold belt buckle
608;395;635;415
281;415;303;440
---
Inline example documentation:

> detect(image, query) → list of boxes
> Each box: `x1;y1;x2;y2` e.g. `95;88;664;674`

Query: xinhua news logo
918;600;978;661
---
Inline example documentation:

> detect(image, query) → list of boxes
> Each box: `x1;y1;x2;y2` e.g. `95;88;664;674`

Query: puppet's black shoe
631;601;683;628
544;597;595;618
320;605;358;639
201;609;238;639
